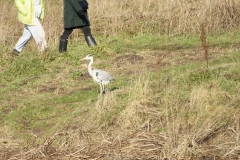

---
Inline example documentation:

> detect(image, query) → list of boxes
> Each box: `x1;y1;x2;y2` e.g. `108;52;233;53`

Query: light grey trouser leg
14;25;32;52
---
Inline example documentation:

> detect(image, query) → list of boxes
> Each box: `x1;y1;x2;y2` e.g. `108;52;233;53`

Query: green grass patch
1;31;240;145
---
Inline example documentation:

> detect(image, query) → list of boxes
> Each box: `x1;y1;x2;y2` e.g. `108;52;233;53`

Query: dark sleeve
68;0;83;12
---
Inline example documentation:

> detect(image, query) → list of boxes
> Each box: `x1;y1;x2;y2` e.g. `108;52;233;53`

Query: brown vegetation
200;24;208;69
1;0;240;47
1;0;240;159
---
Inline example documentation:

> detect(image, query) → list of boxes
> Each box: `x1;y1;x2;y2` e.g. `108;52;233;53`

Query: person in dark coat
59;0;97;53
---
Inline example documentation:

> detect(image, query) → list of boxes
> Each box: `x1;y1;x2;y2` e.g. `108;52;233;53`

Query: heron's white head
81;54;93;61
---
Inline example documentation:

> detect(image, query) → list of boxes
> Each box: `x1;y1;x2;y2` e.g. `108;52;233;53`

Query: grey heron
81;54;115;95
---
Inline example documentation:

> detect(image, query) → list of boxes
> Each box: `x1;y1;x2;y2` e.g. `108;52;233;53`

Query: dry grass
5;130;167;159
1;0;240;159
3;82;239;159
1;0;240;48
0;50;239;159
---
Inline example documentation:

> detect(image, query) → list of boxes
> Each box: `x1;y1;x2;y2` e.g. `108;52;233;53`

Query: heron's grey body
82;54;114;94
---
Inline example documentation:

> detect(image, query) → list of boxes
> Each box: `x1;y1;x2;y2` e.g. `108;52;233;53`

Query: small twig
224;146;240;157
200;24;209;69
145;147;162;152
138;144;155;148
65;154;89;159
39;151;46;157
70;146;87;155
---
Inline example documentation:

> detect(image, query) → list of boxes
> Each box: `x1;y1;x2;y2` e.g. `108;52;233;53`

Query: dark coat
63;0;90;29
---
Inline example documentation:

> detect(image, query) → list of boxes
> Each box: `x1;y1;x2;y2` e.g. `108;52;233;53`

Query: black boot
85;35;97;47
59;37;68;53
12;49;20;56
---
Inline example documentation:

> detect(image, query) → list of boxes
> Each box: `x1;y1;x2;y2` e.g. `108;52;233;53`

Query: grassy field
1;0;240;159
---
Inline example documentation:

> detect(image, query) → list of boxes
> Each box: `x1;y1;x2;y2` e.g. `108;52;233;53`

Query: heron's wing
94;69;114;81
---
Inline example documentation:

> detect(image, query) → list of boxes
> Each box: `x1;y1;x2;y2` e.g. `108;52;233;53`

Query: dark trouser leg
81;26;97;47
59;29;73;53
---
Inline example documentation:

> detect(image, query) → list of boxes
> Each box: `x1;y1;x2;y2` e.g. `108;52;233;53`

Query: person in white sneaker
13;0;47;56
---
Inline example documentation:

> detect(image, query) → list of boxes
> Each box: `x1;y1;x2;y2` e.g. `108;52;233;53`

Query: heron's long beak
80;58;85;61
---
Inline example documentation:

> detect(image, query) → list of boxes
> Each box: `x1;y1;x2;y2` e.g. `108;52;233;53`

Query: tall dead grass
1;0;240;159
1;0;240;48
4;72;240;159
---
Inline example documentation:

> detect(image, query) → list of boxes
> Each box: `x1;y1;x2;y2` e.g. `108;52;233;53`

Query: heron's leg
99;83;104;95
102;85;105;94
99;83;102;94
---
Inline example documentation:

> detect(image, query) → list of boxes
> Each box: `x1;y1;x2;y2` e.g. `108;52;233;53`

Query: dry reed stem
200;24;209;69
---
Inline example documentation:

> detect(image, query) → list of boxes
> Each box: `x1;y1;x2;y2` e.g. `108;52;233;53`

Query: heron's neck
88;58;94;75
